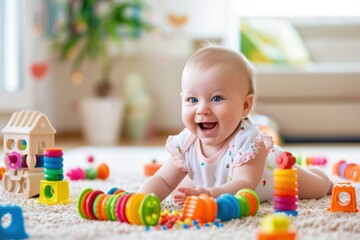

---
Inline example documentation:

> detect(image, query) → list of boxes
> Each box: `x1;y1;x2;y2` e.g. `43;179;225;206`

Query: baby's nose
196;103;211;115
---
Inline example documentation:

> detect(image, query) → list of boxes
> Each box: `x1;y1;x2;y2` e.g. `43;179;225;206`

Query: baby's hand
173;187;210;206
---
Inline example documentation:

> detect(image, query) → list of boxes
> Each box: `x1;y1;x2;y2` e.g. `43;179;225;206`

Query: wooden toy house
2;110;56;198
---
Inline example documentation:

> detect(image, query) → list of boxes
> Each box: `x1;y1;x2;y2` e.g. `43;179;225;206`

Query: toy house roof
2;110;56;135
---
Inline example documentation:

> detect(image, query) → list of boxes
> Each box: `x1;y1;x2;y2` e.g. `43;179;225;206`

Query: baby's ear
242;94;254;117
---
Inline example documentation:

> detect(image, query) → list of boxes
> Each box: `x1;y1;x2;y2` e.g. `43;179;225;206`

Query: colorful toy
333;160;360;182
0;205;29;239
273;152;298;216
1;110;56;198
144;159;162;177
294;153;327;167
38;148;71;205
182;188;260;223
257;213;296;240
328;182;359;213
77;187;161;226
67;163;110;180
0;166;5;180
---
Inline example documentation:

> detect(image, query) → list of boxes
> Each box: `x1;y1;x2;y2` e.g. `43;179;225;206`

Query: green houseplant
53;0;152;145
53;0;152;96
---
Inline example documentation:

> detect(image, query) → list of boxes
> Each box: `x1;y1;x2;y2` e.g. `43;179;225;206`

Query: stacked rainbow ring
274;152;298;216
43;148;64;181
182;188;260;223
77;187;161;226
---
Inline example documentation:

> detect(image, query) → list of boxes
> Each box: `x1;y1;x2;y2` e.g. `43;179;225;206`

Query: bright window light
3;0;22;92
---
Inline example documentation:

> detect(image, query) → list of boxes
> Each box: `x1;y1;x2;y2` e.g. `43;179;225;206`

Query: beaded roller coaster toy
77;187;161;226
77;187;260;228
273;152;298;216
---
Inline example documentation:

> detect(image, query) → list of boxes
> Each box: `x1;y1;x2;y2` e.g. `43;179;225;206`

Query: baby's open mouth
199;122;217;130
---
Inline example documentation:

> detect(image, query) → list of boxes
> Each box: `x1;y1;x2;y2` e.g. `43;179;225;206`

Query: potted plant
53;0;152;145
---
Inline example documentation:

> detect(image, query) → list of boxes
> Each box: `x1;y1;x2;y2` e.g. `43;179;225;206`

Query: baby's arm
176;141;267;200
137;157;187;201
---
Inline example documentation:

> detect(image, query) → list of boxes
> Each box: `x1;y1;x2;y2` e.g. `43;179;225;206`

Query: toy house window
0;0;33;111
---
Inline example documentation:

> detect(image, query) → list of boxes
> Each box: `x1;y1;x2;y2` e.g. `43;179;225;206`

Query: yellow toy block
38;180;71;205
257;214;297;240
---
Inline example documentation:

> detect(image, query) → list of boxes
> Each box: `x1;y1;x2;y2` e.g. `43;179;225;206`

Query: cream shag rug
1;145;360;240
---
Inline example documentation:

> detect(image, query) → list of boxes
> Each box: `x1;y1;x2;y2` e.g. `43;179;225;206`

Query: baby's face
181;65;252;149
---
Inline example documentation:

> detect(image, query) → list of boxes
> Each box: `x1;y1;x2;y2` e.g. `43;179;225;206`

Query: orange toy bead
0;167;5;180
144;159;162;177
351;165;360;182
198;194;218;222
344;164;357;181
97;163;110;180
182;195;207;222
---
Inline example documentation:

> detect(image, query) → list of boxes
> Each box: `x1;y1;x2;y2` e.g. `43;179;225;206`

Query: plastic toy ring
44;162;64;169
236;188;260;216
43;157;63;163
126;194;145;225
93;194;106;220
139;193;161;226
8;152;22;170
85;190;104;220
273;169;298;177
100;195;112;220
344;163;356;180
274;202;298;211
274;181;298;189
117;193;133;223
235;194;250;217
274;188;298;196
110;193;125;221
105;195;117;221
44;148;63;157
237;192;258;216
273;175;298;183
77;188;93;219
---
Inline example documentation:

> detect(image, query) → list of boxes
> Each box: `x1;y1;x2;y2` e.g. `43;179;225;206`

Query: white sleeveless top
166;117;279;201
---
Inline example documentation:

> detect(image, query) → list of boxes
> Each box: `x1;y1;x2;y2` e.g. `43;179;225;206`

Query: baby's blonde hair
183;45;256;95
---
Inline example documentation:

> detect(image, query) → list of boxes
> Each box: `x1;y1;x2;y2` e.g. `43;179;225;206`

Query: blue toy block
0;205;29;239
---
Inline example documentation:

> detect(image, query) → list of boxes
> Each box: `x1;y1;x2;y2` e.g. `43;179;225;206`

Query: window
0;0;33;111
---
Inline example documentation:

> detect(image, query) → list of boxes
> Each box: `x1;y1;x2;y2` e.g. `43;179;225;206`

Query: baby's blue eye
211;96;223;102
188;97;198;103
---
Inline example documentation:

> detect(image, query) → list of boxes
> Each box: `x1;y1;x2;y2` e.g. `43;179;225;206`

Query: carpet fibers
1;145;360;240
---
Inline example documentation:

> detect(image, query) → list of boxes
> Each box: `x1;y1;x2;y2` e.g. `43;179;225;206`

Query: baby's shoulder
166;128;196;154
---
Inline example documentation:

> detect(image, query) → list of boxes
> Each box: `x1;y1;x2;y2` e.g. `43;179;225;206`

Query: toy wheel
8;152;22;170
139;193;161;226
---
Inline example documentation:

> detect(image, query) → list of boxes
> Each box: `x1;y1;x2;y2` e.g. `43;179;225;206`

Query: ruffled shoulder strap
230;117;274;168
165;129;196;171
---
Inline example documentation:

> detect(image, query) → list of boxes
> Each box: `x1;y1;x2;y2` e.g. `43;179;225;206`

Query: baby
138;45;332;205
